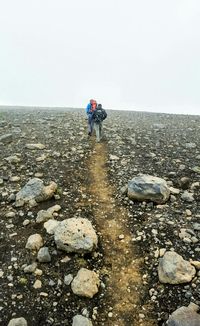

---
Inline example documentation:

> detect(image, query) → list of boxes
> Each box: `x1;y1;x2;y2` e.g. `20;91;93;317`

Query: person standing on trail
86;99;97;136
93;104;107;142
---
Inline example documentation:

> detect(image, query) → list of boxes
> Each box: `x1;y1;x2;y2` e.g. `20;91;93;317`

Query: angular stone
37;247;51;263
25;234;43;251
181;191;194;202
71;268;100;298
36;210;52;223
128;175;170;204
54;218;98;253
158;251;196;284
15;178;57;206
44;219;60;235
167;305;200;326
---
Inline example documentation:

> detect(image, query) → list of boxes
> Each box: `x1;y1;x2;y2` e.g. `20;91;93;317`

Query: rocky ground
0;107;200;326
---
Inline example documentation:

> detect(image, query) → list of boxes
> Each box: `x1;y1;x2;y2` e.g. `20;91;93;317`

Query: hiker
93;104;107;142
86;99;97;136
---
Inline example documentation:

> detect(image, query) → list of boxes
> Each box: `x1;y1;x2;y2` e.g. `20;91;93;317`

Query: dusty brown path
88;142;156;326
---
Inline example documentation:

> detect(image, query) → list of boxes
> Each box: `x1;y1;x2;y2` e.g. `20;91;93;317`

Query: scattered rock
167;303;200;326
37;247;51;263
7;317;27;326
15;178;57;206
128;175;170;204
72;315;93;326
71;268;100;298
54;218;98;253
158;251;196;284
44;219;60;235
25;234;43;251
26;143;45;150
181;191;195;202
0;133;12;144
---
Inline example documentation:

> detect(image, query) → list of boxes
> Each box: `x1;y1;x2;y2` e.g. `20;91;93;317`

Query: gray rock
71;268;100;298
167;305;200;326
0;133;12;144
72;315;93;326
158;251;196;284
5;155;21;164
64;274;73;285
193;223;200;231
181;191;195;202
24;262;37;273
7;317;27;326
128;175;170;204
37;247;51;262
36;210;52;223
185;142;197;149
54;218;98;253
15;178;57;206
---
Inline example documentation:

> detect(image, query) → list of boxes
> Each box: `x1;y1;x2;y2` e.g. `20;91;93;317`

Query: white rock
54;218;98;253
71;268;100;298
33;279;42;289
44;219;60;235
26;143;45;149
72;315;93;326
8;317;27;326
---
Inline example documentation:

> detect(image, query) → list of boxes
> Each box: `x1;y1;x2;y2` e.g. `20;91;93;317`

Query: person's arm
86;104;91;115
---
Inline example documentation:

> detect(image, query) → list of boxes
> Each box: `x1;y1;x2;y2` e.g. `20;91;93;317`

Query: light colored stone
54;218;98;253
71;268;100;298
25;234;43;251
0;133;12;144
47;204;61;215
64;274;73;285
26;143;45;150
44;219;60;235
33;279;42;289
181;191;195;202
36;210;52;223
5;155;21;164
72;315;93;326
24;262;37;273
128;175;170;204
7;317;27;326
158;251;196;284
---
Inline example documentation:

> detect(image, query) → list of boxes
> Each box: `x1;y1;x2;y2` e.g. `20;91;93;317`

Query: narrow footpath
87;142;156;326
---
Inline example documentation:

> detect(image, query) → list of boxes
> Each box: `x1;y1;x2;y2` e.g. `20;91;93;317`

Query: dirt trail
87;142;156;326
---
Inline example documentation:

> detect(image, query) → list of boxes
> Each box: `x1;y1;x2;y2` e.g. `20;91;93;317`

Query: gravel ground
0;107;200;326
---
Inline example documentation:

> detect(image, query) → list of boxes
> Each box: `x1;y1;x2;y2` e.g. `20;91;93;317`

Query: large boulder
54;218;98;253
167;303;200;326
128;175;170;204
158;251;196;284
71;268;100;298
15;178;57;207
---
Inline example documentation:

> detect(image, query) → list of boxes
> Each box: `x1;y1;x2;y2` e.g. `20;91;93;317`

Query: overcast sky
0;0;200;115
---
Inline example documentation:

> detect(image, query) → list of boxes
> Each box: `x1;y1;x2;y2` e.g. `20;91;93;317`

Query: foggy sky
0;0;200;115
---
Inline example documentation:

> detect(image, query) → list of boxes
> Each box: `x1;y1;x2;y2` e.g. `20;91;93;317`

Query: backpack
93;107;107;123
